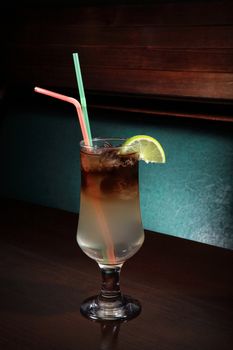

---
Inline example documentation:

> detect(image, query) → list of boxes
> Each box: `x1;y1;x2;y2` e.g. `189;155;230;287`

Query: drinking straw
34;87;90;146
72;53;92;146
92;200;116;265
34;86;116;264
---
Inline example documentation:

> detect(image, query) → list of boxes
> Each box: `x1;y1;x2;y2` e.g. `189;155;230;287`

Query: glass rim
80;137;127;150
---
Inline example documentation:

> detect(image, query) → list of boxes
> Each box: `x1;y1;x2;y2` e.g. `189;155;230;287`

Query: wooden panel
112;2;233;26
8;65;233;100
10;25;233;49
11;46;233;73
83;69;233;99
3;1;233;117
10;2;233;27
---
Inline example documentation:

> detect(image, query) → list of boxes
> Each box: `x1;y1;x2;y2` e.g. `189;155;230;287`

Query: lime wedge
121;135;166;163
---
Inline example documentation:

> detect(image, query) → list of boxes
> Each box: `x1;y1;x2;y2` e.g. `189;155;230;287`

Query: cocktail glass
77;138;144;320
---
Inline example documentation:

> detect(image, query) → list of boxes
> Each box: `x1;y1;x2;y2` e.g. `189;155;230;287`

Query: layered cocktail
77;138;144;266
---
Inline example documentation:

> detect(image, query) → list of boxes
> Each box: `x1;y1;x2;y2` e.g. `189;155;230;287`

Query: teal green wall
1;101;233;249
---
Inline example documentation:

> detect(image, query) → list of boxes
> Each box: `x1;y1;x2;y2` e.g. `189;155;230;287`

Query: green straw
72;53;92;146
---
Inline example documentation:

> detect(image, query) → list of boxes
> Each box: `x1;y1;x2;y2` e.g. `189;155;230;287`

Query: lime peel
121;135;166;164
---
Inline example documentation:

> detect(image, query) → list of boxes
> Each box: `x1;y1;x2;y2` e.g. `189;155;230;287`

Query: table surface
0;199;232;350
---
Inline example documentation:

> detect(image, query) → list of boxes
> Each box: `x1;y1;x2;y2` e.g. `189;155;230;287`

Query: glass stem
98;265;123;304
100;321;121;350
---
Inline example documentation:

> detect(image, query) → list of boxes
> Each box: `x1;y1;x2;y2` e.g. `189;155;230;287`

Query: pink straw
35;87;116;264
34;87;90;146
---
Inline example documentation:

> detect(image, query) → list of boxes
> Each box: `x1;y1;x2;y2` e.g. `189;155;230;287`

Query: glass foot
80;295;141;321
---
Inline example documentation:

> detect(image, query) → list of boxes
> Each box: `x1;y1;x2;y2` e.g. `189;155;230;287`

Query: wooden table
0;199;232;350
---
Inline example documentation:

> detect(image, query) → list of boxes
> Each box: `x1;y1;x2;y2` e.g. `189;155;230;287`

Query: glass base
80;295;141;321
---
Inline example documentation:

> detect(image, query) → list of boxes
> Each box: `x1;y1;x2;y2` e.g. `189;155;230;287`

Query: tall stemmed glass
77;138;144;320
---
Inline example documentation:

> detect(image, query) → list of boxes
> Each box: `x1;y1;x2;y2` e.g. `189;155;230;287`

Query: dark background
0;0;233;249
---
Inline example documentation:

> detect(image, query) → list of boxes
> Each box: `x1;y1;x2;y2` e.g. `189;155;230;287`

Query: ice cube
103;141;113;148
99;149;121;169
